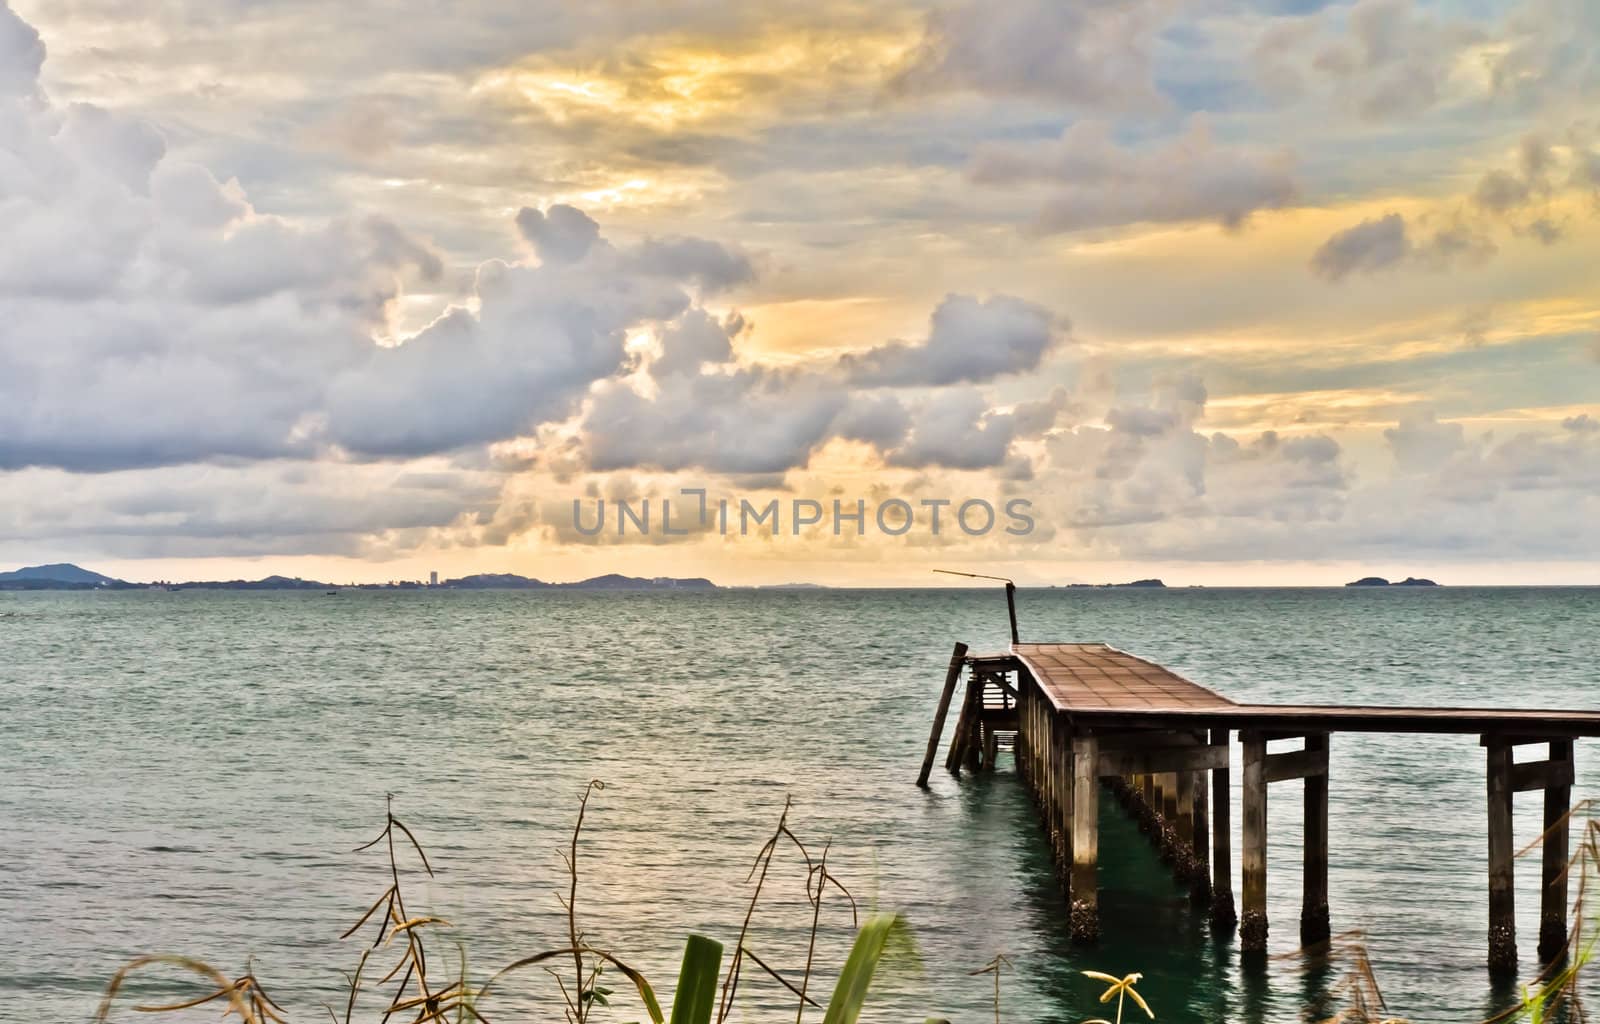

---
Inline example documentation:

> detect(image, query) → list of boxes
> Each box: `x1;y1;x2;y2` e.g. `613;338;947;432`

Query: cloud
516;204;602;263
1309;128;1598;281
885;389;1018;470
1564;413;1599;433
892;0;1173;109
0;1;42;96
582;367;850;475
1488;0;1600;107
969;117;1296;233
1309;213;1409;280
839;294;1061;386
651;308;740;378
1384;411;1466;472
623;236;755;294
1252;0;1487;121
0;6;762;474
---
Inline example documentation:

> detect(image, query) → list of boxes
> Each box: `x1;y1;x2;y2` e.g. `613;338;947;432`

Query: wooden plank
1071;732;1100;943
1210;728;1236;931
918;642;969;787
1511;757;1576;793
1539;738;1574;963
1264;745;1330;784
1018;703;1600;737
1095;731;1203;752
1097;744;1229;777
1301;734;1330;946
1487;739;1518;971
1241;731;1268;955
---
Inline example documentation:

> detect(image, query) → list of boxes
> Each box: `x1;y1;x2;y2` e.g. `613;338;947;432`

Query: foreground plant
1079;970;1154;1024
94;788;904;1024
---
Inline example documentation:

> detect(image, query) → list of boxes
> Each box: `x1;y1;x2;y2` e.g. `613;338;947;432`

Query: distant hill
445;573;552;589
1345;576;1439;587
562;573;713;590
174;575;328;590
0;562;716;591
1063;579;1167;589
0;563;123;588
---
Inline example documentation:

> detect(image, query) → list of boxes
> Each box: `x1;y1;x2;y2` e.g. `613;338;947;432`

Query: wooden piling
1210;729;1236;931
945;669;981;775
1176;770;1195;849
1301;733;1330;946
1062;730;1075;884
1538;738;1574;963
1071;733;1100;943
1486;738;1517;971
1241;731;1268;955
919;643;968;787
1190;768;1212;907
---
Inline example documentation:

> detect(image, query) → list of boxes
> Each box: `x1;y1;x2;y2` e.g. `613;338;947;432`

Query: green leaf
821;914;902;1024
668;934;724;1024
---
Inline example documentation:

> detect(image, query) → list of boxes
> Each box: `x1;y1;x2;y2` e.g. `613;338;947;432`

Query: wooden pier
919;640;1600;969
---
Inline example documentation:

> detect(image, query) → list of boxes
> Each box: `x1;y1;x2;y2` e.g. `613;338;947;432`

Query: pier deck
919;639;1600;971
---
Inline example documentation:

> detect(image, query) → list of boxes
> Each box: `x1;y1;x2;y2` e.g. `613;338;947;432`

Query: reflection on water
0;586;1597;1022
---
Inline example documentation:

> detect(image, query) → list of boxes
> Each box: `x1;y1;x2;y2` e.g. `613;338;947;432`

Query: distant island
1062;579;1167;589
0;563;716;592
1345;576;1440;587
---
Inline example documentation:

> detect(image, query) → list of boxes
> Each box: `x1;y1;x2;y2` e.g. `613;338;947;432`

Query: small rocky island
1345;576;1440;587
1063;578;1167;589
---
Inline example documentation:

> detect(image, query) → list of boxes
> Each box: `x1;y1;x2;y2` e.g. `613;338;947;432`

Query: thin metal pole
1005;581;1019;645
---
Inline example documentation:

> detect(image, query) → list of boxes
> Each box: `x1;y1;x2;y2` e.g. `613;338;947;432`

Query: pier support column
1539;738;1574;963
1486;739;1517;972
1301;733;1331;947
1190;768;1212;908
1176;769;1197;879
1057;722;1074;886
1071;733;1100;943
1241;731;1268;957
1210;729;1236;931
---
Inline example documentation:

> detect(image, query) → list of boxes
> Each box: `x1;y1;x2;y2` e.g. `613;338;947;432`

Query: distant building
429;571;439;586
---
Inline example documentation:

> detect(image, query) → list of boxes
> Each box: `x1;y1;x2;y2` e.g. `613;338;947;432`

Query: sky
0;0;1597;586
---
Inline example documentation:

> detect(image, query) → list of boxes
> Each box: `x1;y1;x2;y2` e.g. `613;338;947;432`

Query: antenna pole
1005;581;1019;645
933;569;1022;646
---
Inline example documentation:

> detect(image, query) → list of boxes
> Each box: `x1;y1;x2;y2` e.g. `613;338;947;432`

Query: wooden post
1301;733;1330;946
1059;724;1074;879
1015;682;1028;784
919;643;968;786
1071;732;1100;943
1210;729;1236;931
945;670;980;774
1486;738;1517;972
1539;738;1574;963
1191;768;1212;907
964;689;983;772
1160;772;1179;865
1241;731;1268;956
1176;770;1195;851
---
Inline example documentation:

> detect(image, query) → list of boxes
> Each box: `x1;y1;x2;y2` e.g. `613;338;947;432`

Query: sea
2;586;1597;1023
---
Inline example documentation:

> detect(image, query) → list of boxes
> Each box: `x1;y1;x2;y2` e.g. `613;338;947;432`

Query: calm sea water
2;587;1597;1023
